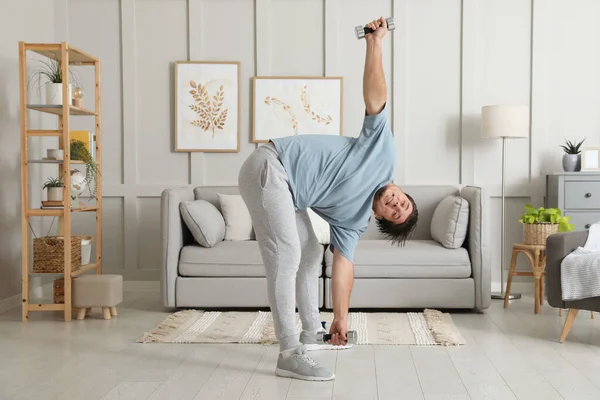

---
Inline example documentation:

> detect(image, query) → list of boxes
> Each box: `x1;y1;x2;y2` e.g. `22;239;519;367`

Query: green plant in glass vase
70;140;99;197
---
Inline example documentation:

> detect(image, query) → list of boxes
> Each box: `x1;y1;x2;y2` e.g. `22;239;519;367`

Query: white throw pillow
308;208;330;244
179;200;225;247
217;193;255;241
430;195;469;249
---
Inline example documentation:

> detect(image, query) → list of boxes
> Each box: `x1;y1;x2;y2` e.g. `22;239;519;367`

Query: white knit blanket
561;222;600;301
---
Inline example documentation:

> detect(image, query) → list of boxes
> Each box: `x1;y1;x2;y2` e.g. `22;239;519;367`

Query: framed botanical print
252;76;343;143
174;61;240;152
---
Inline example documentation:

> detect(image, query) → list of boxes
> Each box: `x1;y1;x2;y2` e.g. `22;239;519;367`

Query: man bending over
238;17;418;381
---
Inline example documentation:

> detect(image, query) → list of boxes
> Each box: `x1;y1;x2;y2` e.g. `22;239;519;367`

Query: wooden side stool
73;274;123;320
504;243;546;314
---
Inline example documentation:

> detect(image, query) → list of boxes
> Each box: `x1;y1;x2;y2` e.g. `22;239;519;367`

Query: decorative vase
47;187;63;202
46;149;64;160
562;154;581;172
45;83;72;106
73;98;84;108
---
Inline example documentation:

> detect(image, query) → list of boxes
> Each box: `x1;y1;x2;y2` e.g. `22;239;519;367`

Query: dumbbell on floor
355;17;396;39
316;330;357;344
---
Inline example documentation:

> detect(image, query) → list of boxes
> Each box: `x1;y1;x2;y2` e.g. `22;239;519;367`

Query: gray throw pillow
180;200;225;247
430;195;469;249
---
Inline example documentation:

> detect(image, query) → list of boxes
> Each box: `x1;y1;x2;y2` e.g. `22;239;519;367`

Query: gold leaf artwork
300;85;332;125
264;96;298;134
263;84;334;135
188;81;228;138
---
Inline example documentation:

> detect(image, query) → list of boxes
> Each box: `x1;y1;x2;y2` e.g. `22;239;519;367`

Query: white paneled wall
404;0;461;184
31;0;600;291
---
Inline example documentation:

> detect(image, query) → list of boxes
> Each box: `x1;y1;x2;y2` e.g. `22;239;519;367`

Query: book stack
41;201;64;209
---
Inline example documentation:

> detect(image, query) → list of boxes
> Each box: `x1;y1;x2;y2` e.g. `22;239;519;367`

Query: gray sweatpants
238;144;322;352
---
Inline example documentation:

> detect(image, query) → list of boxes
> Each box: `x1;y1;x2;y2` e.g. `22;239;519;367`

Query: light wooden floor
1;291;600;400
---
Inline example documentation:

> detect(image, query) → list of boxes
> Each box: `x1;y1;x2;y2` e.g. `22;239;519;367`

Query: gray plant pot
47;187;63;201
562;154;581;172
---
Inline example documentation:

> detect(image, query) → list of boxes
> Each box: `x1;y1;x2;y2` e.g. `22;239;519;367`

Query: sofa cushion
179;241;325;277
324;240;471;279
217;193;255;241
179;200;225;247
430;195;469;249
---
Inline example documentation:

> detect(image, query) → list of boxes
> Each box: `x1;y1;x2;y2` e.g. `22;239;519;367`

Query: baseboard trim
124;281;160;292
40;280;159;293
0;294;21;314
0;280;161;315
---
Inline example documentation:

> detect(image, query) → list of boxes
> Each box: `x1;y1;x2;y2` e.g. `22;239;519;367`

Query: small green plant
518;204;574;232
29;54;81;88
38;57;63;84
42;177;64;190
70;140;99;197
560;138;586;155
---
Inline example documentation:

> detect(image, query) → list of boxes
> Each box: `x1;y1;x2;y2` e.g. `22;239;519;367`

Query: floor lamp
481;105;529;300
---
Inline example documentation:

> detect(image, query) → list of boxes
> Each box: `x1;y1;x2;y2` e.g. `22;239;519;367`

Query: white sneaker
299;327;353;351
275;345;335;381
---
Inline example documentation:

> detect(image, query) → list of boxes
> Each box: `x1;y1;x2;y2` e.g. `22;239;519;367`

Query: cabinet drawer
564;212;600;231
564;181;600;209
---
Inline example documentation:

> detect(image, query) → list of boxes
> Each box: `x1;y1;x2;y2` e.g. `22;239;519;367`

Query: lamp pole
491;136;521;300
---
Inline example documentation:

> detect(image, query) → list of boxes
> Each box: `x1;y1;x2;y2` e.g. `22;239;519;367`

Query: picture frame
581;146;600;171
252;76;343;143
174;61;240;152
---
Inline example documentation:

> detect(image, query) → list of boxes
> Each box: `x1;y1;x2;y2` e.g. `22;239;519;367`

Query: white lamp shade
481;105;529;139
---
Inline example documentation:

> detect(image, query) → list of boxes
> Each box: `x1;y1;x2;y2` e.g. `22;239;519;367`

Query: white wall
0;0;57;303
3;0;600;301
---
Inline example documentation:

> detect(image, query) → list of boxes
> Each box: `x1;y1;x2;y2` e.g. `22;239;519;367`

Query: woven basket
32;236;90;273
523;223;559;245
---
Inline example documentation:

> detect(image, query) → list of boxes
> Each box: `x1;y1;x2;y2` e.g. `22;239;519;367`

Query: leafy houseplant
43;177;64;201
31;55;79;106
70;140;99;197
560;138;585;172
518;204;574;245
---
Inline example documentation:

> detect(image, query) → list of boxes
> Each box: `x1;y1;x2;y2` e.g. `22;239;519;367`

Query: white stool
73;274;123;320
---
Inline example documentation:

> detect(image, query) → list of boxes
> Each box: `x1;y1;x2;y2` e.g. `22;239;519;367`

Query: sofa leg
560;308;579;343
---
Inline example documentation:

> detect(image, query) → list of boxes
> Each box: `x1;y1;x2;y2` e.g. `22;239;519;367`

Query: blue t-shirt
271;103;395;263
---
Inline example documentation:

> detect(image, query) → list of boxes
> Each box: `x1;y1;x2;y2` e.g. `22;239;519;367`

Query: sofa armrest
545;231;589;309
160;187;195;307
460;185;491;311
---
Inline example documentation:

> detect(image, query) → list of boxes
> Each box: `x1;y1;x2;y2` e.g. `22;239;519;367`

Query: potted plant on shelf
31;55;80;106
518;204;574;245
43;177;64;201
560;138;586;172
70;139;99;197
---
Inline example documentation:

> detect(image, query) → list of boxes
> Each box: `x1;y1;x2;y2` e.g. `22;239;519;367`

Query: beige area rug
137;309;465;346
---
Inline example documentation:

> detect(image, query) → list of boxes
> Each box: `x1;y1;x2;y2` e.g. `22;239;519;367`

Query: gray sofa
161;185;491;311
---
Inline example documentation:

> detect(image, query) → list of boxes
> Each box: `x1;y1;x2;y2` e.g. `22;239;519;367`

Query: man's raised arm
363;17;388;115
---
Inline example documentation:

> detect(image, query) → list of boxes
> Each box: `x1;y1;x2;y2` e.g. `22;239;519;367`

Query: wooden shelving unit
19;42;103;322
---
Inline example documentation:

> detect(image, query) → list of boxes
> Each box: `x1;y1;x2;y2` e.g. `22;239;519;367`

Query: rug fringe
423;308;463;346
136;309;200;343
260;312;278;344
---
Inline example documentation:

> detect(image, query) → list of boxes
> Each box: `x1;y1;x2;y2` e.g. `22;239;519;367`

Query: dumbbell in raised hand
355;17;396;39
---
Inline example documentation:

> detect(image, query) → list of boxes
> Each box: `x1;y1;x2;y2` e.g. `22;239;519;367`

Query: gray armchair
546;231;600;342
